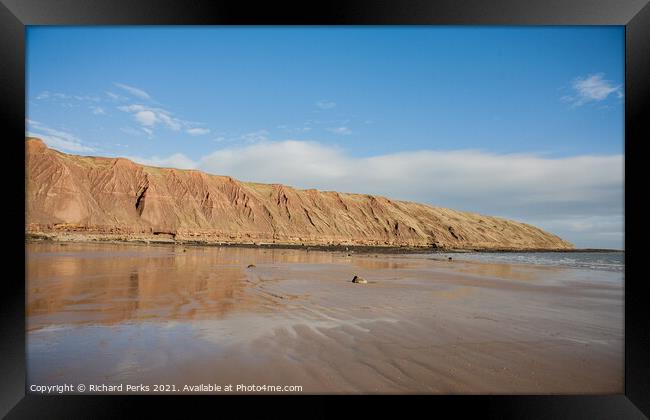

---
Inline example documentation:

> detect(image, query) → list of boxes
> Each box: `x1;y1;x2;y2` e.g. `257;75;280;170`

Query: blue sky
26;27;624;249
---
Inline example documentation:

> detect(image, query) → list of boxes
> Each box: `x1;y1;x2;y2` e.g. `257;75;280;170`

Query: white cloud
328;126;352;135
114;83;152;100
563;73;622;107
186;127;211;136
315;100;336;110
116;92;212;137
121;140;624;248
126;153;197;170
197;140;622;248
524;215;624;249
134;110;157;126
26;120;95;153
35;85;209;140
198;141;342;180
118;104;184;134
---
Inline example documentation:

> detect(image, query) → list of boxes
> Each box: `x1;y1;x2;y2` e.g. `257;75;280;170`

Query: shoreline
24;232;622;254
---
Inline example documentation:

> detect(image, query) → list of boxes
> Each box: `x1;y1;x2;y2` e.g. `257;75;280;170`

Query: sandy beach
26;241;623;394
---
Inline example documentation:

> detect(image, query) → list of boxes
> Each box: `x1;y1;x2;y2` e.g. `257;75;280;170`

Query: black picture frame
1;0;648;418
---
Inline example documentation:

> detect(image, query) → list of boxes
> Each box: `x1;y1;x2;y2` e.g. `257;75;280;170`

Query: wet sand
26;242;623;394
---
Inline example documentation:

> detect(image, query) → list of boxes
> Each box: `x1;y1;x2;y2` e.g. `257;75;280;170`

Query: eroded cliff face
25;137;573;250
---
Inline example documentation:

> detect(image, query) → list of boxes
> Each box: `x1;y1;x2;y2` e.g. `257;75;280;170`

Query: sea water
435;251;624;273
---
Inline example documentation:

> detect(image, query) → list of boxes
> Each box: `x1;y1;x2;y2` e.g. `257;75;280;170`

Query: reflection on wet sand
28;250;256;329
27;244;346;330
27;242;624;394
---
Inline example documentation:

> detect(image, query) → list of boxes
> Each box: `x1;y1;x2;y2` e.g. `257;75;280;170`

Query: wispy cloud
186;127;211;136
35;91;100;103
315;100;336;110
37;84;212;141
327;126;352;135
277;124;312;134
114;83;152;101
120;127;149;138
209;129;271;144
73;95;101;102
118;104;184;133
35;91;69;100
118;105;211;137
26;119;95;153
241;130;269;143
106;91;129;101
562;73;622;107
